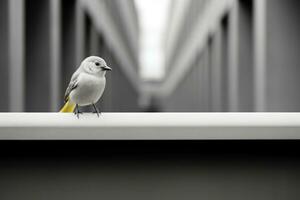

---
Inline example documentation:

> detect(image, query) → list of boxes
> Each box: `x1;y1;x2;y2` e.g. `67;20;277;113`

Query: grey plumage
64;73;79;103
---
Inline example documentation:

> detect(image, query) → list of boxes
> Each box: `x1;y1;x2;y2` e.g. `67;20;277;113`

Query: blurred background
0;0;300;112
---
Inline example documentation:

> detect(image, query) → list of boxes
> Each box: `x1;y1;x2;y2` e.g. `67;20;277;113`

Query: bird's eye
95;62;100;66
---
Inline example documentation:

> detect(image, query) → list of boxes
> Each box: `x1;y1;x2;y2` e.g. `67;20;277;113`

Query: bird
59;56;112;118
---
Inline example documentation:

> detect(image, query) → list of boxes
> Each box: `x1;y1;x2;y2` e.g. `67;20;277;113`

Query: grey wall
111;58;140;112
163;59;201;112
0;0;9;111
265;0;300;111
25;0;51;111
237;0;254;111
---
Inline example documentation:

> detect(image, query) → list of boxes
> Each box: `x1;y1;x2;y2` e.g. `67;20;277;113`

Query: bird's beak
103;66;112;71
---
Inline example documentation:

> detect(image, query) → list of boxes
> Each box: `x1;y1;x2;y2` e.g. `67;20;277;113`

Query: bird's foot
74;105;83;118
92;104;101;118
74;111;83;119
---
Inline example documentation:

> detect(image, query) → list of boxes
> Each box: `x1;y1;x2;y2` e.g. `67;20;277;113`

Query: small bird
60;56;112;118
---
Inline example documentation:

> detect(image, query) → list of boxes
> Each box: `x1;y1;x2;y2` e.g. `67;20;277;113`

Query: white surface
0;113;300;140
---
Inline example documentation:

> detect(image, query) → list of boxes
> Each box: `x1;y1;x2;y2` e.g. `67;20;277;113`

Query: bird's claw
93;111;101;117
74;111;83;119
74;111;83;114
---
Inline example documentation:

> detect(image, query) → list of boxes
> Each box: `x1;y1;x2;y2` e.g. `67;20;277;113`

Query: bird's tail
59;100;76;113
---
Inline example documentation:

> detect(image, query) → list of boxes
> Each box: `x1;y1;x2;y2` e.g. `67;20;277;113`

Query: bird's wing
64;72;80;103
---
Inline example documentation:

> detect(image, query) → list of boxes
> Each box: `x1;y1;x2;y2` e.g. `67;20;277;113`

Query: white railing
0;113;300;140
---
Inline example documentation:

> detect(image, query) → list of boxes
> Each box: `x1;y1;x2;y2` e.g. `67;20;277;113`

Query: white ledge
1;113;300;140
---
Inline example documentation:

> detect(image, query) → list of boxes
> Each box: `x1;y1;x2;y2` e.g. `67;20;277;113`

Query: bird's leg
74;104;79;118
74;104;83;118
92;103;101;117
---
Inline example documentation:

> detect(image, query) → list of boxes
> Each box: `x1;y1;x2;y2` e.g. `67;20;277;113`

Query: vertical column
50;0;61;111
220;16;229;112
228;2;239;112
0;0;9;111
25;0;51;111
198;51;207;112
8;0;25;112
206;38;213;112
191;58;201;111
237;0;254;111
227;0;255;112
192;55;201;111
210;28;223;112
254;0;267;111
61;0;77;102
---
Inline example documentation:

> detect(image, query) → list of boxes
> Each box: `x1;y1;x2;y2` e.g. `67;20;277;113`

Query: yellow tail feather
59;100;76;113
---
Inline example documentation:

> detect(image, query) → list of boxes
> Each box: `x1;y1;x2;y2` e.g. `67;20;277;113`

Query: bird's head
81;56;112;76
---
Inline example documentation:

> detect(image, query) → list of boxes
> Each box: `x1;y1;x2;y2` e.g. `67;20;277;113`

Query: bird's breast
70;74;106;106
